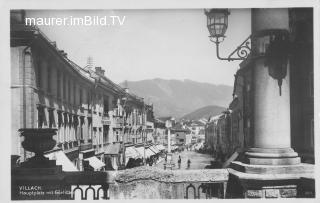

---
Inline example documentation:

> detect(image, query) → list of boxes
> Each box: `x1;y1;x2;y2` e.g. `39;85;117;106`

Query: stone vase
19;128;57;168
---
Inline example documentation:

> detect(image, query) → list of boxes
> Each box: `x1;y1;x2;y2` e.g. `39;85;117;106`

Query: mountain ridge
180;105;226;121
119;78;233;118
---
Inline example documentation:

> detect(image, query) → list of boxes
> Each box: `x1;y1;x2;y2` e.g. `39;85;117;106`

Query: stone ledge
230;161;314;174
244;186;297;198
247;157;301;165
227;168;314;181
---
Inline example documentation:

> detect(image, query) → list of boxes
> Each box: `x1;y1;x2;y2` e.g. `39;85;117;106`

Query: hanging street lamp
204;8;251;61
204;8;290;95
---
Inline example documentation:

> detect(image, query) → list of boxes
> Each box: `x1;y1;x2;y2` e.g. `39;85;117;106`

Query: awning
145;148;156;158
125;146;141;160
104;143;121;155
156;144;165;151
84;156;105;170
125;146;141;165
135;146;144;157
150;145;160;154
45;150;79;172
149;146;160;154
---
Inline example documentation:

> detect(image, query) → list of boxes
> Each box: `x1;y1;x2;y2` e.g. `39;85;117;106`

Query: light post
121;94;129;168
165;120;173;169
143;101;147;166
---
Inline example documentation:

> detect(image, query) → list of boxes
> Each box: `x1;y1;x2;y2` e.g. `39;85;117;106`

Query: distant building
205;111;231;158
171;123;191;146
153;118;166;144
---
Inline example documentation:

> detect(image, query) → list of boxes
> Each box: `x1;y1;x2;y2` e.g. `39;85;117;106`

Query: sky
26;9;251;86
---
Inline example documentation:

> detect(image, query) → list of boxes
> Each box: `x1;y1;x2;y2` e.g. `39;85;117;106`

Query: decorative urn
18;128;57;168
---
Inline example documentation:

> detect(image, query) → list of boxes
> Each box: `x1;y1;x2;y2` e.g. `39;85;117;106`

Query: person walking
178;155;181;169
187;159;191;169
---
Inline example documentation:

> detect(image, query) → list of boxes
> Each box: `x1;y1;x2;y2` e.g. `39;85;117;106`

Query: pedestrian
187;159;191;169
178;155;181;169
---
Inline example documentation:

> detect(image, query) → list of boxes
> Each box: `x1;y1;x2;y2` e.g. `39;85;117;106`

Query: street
155;150;214;170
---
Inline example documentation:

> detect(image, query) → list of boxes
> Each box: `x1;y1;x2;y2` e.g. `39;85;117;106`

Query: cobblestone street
155;150;214;170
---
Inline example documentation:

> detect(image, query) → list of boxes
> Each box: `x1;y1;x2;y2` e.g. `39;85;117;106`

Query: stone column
244;8;300;165
228;8;314;199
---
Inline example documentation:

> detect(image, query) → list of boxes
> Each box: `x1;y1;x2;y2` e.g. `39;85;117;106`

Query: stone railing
12;167;110;200
109;166;229;199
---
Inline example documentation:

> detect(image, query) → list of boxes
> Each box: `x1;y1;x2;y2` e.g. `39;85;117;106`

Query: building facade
204;7;314;198
205;8;314;165
11;10;155;171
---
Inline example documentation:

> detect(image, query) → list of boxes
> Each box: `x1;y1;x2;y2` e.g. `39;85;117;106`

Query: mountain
180;105;226;121
120;78;233;118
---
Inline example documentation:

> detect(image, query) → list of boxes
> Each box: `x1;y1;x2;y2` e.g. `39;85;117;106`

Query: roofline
11;23;146;104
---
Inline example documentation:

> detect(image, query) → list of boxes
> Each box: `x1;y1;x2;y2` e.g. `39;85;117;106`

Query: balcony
101;115;111;125
113;117;124;129
79;143;93;151
79;106;85;113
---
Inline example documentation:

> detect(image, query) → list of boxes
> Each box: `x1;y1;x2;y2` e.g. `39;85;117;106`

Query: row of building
10;10;164;171
154;117;206;149
205;8;314;164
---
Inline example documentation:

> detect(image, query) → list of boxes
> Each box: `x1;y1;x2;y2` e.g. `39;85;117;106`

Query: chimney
95;67;105;76
51;41;57;48
85;56;93;70
124;80;129;93
58;50;67;57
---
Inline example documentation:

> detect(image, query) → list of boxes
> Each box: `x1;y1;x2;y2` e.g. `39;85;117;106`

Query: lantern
205;9;230;39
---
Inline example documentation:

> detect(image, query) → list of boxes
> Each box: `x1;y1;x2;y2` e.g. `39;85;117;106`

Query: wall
289;8;314;163
110;180;209;199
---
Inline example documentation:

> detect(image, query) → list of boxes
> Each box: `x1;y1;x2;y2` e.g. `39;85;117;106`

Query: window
47;65;51;93
73;82;76;105
80;116;84;140
103;96;109;116
57;71;61;98
87;91;90;107
103;125;109;143
88;117;92;140
74;116;79;140
63;75;66;100
93;127;97;145
116;131;119;141
37;106;46;128
79;88;83;105
68;79;71;103
37;60;42;89
48;109;55;128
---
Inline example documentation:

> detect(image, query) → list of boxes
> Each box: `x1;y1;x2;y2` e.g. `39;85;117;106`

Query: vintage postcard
1;0;319;201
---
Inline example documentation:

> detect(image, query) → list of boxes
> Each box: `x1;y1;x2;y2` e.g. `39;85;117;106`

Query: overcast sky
26;9;251;86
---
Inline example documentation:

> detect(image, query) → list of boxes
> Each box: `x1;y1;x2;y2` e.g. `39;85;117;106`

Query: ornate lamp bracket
209;35;251;61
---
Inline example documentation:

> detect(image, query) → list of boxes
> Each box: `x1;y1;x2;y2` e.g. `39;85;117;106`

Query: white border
1;0;319;203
